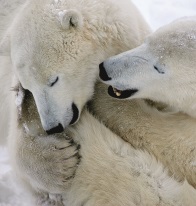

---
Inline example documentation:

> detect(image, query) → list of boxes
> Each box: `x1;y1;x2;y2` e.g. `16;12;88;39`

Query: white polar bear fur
101;16;196;188
62;111;196;206
8;85;196;205
0;0;26;39
2;0;151;132
0;0;26;145
1;0;196;205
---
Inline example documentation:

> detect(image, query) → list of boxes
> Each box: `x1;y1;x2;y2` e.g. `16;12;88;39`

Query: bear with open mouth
99;16;196;189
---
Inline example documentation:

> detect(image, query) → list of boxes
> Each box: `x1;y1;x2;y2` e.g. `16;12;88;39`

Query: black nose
46;123;64;135
99;62;112;81
70;103;79;125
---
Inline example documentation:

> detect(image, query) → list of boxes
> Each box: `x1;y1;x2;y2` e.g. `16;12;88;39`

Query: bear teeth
113;87;122;97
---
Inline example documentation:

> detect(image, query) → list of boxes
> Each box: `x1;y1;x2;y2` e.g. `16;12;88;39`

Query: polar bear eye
153;66;165;74
50;77;59;87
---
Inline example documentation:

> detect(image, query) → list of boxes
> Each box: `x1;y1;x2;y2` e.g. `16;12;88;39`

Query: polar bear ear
0;34;10;56
57;10;83;30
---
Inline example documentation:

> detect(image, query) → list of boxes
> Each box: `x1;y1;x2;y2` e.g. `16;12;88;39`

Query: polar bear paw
51;137;81;182
35;135;81;192
17;134;81;196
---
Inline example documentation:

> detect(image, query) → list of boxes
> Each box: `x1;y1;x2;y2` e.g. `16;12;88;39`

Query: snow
15;86;24;117
57;10;68;24
132;0;196;30
0;0;196;205
15;88;23;108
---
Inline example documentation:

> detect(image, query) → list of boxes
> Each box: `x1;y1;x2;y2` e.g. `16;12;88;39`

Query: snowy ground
0;0;196;205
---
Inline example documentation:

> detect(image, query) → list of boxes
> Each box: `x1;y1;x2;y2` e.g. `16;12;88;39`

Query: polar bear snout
37;102;79;135
40;103;79;134
99;58;139;99
31;89;80;134
37;103;79;135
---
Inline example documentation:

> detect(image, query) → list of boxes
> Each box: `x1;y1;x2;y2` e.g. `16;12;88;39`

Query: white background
0;0;196;204
132;0;196;30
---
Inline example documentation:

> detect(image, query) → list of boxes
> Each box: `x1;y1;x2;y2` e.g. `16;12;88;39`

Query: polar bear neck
155;89;196;119
173;95;196;119
88;81;196;186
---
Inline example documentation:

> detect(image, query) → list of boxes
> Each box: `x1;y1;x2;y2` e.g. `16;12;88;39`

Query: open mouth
108;86;138;99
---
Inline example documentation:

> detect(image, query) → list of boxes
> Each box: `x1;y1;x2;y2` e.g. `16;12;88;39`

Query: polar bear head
100;17;196;117
9;5;93;134
1;0;145;134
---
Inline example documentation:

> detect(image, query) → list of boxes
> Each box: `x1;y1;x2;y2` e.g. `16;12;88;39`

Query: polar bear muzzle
99;62;138;99
45;103;79;135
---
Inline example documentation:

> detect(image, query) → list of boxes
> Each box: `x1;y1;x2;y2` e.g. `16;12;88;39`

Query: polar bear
99;17;196;188
10;84;196;205
0;0;151;132
1;0;196;205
